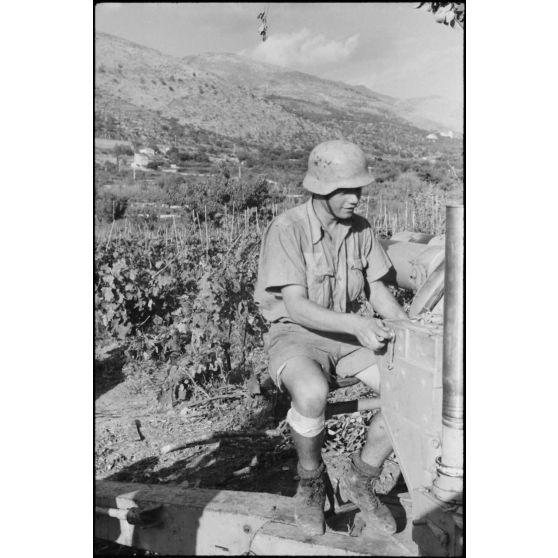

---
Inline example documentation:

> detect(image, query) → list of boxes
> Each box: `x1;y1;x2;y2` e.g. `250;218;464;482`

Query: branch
160;427;284;454
179;393;240;413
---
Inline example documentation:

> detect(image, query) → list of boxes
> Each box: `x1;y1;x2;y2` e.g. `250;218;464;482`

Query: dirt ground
95;341;412;555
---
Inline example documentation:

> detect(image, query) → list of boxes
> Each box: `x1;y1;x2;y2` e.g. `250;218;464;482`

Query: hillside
95;32;462;160
394;95;462;133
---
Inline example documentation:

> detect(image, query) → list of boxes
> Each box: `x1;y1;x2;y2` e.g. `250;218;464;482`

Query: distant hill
394;95;463;134
95;32;462;157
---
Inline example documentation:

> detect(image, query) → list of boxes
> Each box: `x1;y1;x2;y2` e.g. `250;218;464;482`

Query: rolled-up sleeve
364;229;392;284
259;222;307;292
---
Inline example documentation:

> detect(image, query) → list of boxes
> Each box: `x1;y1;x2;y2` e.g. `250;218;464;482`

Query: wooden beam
95;481;415;556
251;520;413;556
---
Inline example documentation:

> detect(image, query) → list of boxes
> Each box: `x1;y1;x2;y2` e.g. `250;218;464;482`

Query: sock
298;460;325;479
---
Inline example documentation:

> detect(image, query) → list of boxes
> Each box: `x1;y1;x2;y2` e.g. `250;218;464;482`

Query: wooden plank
95;481;418;556
251;521;414;556
96;480;291;516
96;481;288;555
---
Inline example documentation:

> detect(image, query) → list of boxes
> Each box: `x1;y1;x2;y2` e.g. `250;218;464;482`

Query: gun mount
379;205;464;556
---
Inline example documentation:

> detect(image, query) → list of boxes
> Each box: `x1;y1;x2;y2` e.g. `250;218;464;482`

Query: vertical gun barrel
433;204;464;502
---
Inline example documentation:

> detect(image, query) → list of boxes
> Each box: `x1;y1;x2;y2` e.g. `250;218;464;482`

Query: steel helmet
302;140;372;196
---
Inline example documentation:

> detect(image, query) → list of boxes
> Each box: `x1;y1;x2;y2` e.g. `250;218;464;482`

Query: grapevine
95;222;268;403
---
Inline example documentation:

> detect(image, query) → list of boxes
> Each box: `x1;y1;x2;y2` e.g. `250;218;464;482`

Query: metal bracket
413;518;449;549
387;330;396;370
95;504;162;527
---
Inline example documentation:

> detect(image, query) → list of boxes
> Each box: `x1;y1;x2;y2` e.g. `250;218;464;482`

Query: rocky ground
94;342;409;555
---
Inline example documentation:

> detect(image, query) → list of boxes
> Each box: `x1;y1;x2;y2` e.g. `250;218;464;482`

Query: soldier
254;140;408;536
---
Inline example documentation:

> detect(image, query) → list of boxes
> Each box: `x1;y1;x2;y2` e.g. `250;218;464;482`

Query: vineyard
95;188;448;395
95;217;266;402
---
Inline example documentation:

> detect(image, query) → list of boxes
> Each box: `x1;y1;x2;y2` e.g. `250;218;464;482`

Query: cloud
241;28;359;68
96;3;123;15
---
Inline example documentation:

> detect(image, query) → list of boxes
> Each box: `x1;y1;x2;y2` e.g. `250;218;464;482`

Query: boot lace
300;475;325;506
364;477;381;509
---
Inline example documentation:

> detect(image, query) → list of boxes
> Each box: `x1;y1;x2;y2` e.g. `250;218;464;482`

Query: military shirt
254;199;392;323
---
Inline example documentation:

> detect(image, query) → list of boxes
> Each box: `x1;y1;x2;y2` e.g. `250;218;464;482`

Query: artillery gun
376;204;464;556
95;205;464;556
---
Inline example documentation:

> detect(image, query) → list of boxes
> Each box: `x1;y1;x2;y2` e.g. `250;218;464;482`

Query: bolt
243;525;251;534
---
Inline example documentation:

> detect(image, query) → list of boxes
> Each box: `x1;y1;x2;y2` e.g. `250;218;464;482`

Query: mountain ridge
95;32;461;155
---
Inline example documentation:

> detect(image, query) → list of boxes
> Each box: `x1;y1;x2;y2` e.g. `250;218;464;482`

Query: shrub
183;176;273;222
156;174;187;205
95;192;128;222
113;144;134;158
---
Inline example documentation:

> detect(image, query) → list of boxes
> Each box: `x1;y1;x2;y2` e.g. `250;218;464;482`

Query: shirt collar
305;198;323;245
305;198;353;245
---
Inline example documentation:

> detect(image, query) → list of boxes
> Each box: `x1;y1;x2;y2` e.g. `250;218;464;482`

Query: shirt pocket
347;257;367;302
306;260;335;309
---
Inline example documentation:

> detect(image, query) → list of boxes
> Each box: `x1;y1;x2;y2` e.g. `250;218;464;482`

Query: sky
96;2;463;103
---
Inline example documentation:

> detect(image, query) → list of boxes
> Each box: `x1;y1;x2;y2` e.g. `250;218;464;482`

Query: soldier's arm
282;284;391;351
368;280;408;321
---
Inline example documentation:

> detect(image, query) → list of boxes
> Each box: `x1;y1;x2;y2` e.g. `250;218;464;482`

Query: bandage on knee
287;405;325;437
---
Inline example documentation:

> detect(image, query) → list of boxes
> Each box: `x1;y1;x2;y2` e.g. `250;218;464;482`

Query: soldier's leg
280;356;330;536
354;364;393;467
338;362;397;534
281;356;329;470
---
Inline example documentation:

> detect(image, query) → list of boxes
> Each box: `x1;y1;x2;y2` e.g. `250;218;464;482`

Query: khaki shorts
265;322;378;391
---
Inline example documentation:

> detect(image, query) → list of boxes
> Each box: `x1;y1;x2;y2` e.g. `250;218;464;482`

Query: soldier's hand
351;316;393;351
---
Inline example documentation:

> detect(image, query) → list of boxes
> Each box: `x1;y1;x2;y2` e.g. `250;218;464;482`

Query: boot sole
339;478;397;535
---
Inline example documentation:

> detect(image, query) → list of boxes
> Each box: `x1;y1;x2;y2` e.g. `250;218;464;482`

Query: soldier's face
327;188;362;220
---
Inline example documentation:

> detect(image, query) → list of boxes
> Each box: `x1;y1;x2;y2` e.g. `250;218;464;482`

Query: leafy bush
183;176;273;220
155;174;188;205
96;192;129;222
95;231;267;390
113;145;134;164
95;237;199;341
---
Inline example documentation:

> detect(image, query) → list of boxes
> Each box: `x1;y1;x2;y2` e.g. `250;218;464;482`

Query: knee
368;413;388;436
292;379;329;417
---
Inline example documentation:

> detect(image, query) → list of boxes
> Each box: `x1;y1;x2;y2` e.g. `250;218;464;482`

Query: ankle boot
293;461;327;536
341;452;397;535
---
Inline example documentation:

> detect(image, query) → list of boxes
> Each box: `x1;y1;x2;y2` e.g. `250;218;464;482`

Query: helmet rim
302;170;373;195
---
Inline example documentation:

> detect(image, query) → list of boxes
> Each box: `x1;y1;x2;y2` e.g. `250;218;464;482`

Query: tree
113;144;133;169
414;2;464;29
